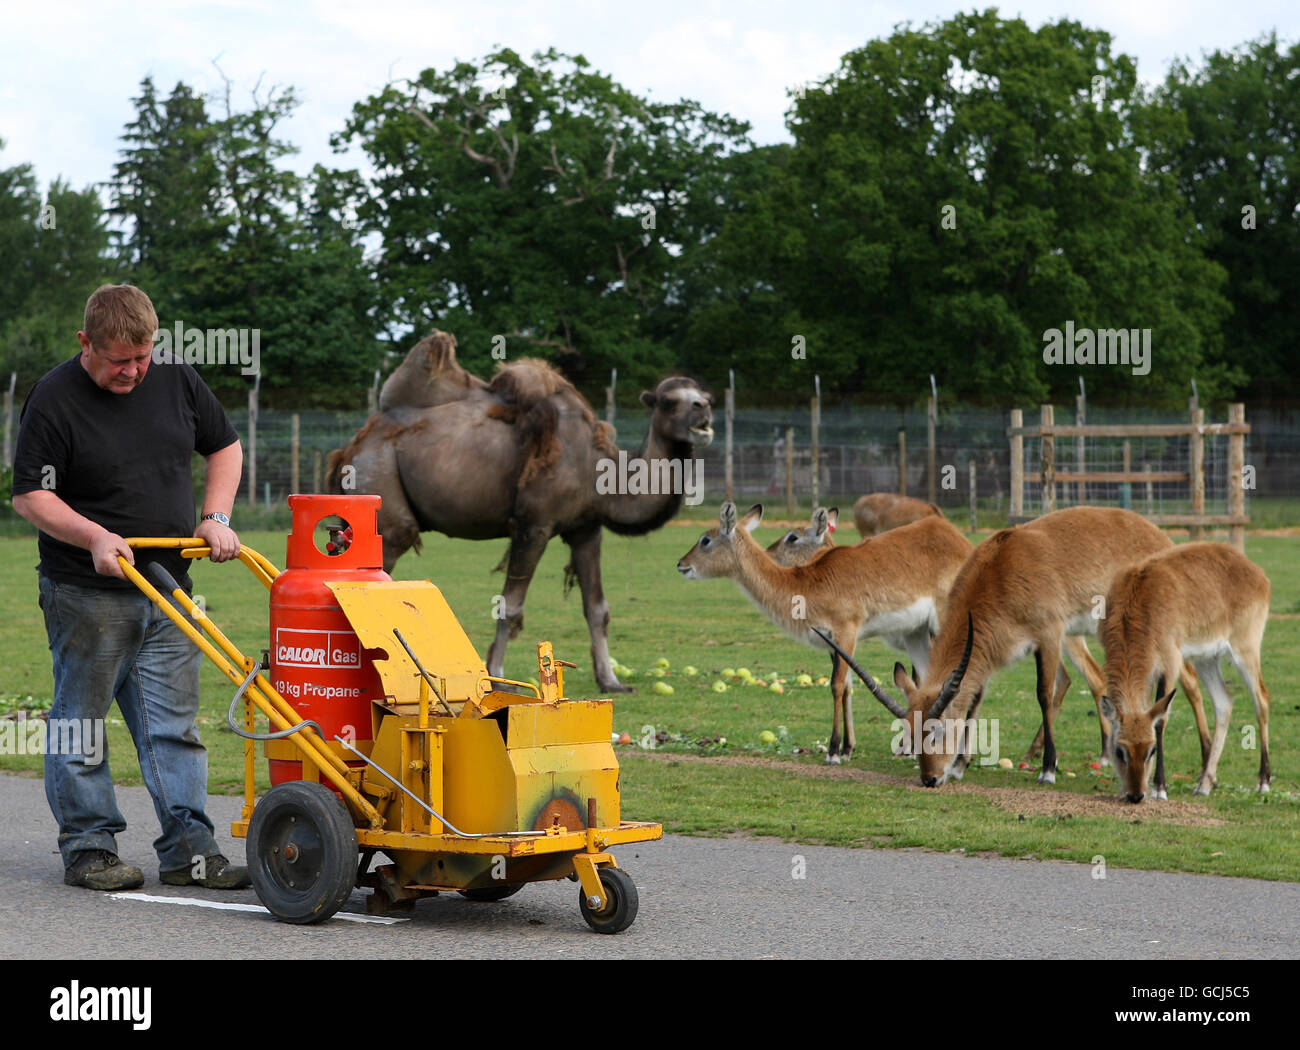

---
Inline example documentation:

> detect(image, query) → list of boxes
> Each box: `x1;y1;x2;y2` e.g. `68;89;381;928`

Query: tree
1144;32;1300;398
335;47;750;390
700;11;1234;406
0;139;110;385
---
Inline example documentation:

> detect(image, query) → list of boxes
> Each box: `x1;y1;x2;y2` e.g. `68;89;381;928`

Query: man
11;284;250;891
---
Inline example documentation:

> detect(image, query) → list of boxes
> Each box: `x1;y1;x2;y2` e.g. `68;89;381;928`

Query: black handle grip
147;562;183;596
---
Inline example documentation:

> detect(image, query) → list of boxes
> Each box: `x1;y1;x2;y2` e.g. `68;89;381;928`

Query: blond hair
83;284;158;349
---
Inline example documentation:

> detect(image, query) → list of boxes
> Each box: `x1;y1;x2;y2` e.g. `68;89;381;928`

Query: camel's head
641;377;714;447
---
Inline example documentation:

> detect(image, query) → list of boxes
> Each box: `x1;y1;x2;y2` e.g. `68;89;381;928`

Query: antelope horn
811;626;908;720
926;613;974;722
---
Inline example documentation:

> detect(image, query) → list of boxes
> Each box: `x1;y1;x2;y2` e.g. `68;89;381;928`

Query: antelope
854;493;942;538
765;507;839;566
677;501;973;763
830;507;1210;787
1100;542;1271;801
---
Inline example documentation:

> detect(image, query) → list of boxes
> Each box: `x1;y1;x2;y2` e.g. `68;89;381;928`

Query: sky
2;0;1297;194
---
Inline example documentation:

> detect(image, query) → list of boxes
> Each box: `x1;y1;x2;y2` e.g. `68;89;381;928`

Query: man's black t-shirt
10;353;239;590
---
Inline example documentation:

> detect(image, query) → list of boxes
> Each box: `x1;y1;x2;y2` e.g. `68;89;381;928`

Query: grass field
2;514;1298;881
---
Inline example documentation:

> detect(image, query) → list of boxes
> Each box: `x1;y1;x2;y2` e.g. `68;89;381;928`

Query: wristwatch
200;512;231;527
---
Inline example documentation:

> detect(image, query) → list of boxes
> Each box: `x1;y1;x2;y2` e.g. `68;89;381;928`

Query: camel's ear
640;390;657;409
740;504;764;532
705;391;716;407
826;508;839;530
719;501;738;535
812;507;828;534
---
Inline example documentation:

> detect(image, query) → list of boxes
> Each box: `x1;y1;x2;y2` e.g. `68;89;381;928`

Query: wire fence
216;400;1294;529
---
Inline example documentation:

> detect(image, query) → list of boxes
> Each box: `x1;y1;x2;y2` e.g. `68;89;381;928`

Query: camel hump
488;358;575;411
379;329;487;411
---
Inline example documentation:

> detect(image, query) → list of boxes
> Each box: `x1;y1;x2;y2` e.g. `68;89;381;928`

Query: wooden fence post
2;372;15;468
1075;392;1086;505
290;413;300;496
313;450;322;494
1120;439;1132;510
724;370;735;502
927;394;937;504
898;428;907;497
1144;462;1154;515
969;459;977;534
1190;405;1205;540
810;377;820;510
605;368;617;426
785;426;795;518
1009;409;1023;521
246;374;260;508
1229;403;1246;551
1040;404;1055;515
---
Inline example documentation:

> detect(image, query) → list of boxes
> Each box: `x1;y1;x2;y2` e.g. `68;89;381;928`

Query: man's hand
90;530;134;580
195;518;240;562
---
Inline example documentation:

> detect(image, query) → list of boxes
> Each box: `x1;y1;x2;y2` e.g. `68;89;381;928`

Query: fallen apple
653;681;674;695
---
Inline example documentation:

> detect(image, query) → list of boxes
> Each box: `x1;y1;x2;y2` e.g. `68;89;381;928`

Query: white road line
109;892;407;924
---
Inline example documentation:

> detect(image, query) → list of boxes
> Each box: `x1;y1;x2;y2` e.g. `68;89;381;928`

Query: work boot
64;850;145;891
160;854;251;889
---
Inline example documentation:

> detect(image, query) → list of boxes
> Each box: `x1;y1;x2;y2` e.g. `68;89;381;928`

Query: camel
328;330;714;692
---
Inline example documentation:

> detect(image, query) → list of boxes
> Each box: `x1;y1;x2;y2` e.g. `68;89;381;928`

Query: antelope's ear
740;504;764;531
1099;694;1118;726
893;662;917;693
719;501;738;535
1149;686;1176;728
640;390;657;408
812;507;829;534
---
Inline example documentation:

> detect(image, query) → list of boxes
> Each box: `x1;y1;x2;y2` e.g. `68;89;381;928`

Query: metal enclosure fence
220;400;1290;527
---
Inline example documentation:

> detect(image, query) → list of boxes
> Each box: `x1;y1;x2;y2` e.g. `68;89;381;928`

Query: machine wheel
458;883;525;902
578;866;638;934
247;781;359;925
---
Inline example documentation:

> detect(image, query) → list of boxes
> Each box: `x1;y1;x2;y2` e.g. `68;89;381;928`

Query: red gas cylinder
267;494;390;787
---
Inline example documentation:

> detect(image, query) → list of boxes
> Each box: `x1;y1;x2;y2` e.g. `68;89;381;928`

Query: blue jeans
39;575;220;871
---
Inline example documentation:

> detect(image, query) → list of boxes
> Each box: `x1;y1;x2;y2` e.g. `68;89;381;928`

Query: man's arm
12;491;134;579
193;439;243;562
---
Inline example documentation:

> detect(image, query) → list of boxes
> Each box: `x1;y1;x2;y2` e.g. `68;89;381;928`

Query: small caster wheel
247;781;358;924
578;866;638;934
458;883;525;902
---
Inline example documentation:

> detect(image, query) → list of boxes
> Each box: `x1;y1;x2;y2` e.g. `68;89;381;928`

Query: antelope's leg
1230;643;1271;793
1151;712;1169;801
1177;660;1212;771
1034;638;1064;785
1064;635;1110;759
827;648;856;763
1192;658;1234;796
947;688;985;781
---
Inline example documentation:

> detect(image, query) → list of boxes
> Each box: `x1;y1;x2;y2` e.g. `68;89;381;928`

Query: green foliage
1145;32;1300;396
0;139;110;385
687;12;1237;405
335;47;751;389
107;77;384;403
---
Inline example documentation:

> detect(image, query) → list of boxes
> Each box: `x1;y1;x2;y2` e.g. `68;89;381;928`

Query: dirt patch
631;750;1226;826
